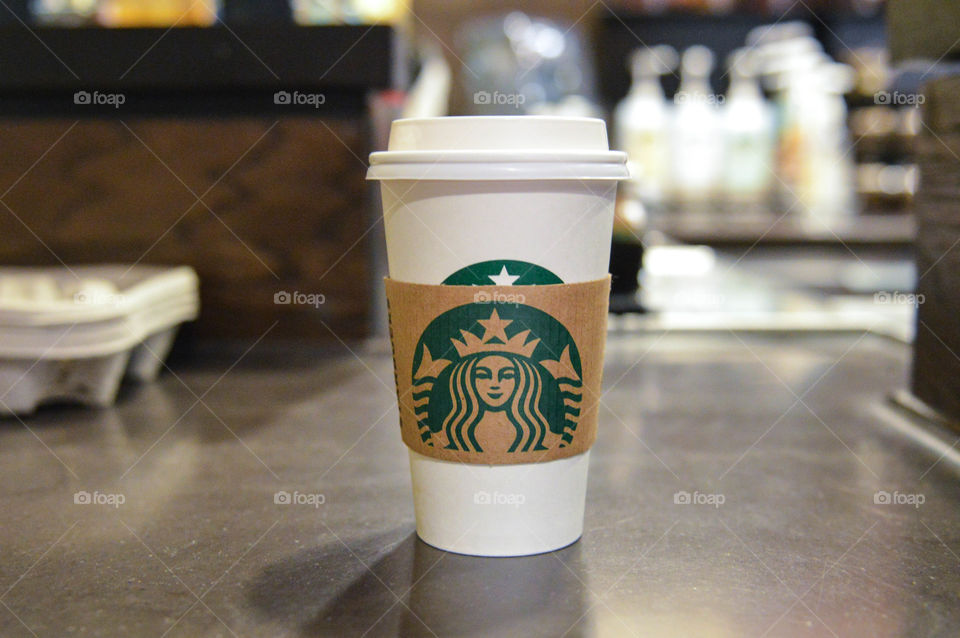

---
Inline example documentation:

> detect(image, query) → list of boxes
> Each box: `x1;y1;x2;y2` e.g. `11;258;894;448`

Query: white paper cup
368;116;628;556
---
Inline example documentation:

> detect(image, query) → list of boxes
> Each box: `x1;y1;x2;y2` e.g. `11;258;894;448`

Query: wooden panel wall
0;117;373;342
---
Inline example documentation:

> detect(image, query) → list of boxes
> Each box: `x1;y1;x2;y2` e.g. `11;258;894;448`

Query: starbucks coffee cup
368;117;628;556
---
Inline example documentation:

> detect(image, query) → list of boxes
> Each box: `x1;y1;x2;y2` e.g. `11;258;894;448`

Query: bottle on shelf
669;45;722;210
720;48;776;212
292;0;404;25
97;0;219;26
30;0;96;24
776;53;857;221
613;44;678;209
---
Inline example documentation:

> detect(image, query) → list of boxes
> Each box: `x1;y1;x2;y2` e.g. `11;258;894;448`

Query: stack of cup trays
0;265;199;416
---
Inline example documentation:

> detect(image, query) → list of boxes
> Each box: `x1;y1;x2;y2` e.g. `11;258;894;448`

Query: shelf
0;25;396;115
652;210;915;248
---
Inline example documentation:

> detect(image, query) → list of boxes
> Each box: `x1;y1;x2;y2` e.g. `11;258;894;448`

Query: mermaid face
473;355;517;409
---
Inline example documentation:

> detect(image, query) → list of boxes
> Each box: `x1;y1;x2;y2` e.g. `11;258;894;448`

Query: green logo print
410;304;583;454
442;260;563;286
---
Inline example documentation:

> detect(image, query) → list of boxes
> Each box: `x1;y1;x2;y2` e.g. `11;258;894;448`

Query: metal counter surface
1;331;958;637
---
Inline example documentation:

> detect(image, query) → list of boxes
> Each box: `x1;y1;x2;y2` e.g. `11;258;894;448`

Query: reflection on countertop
0;328;957;637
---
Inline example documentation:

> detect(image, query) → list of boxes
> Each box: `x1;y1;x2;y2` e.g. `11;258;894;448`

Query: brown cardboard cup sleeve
385;276;610;465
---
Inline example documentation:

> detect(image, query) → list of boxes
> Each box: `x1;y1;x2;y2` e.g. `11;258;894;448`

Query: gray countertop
1;330;958;637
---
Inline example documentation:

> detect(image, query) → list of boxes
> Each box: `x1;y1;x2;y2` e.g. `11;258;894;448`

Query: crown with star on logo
450;309;539;358
413;308;582;383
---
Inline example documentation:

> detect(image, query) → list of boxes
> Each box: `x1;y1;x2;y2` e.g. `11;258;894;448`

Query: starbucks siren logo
410;303;583;454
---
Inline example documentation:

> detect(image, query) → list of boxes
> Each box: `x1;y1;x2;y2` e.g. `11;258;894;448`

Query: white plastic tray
0;265;199;415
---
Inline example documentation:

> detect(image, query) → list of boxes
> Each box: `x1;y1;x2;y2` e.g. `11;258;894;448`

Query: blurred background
4;3;960;634
0;0;956;420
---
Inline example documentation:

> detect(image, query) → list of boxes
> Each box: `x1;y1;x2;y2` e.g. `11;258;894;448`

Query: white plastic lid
367;116;629;181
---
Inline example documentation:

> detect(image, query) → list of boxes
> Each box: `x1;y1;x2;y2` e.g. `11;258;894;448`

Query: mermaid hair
506;357;550;452
434;353;561;452
440;357;483;452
